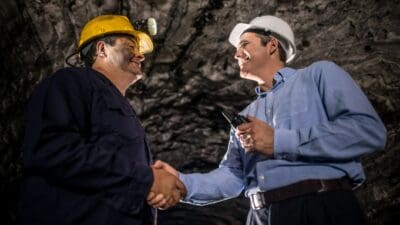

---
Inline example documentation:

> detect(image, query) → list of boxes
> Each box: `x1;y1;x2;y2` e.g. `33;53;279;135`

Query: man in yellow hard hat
20;15;185;225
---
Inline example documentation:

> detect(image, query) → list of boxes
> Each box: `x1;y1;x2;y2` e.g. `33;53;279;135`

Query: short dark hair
243;28;287;63
80;34;138;67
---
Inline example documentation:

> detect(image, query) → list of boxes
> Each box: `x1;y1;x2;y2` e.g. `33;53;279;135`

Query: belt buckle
250;193;266;210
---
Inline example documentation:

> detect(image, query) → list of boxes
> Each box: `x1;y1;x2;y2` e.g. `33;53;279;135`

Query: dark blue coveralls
20;67;155;225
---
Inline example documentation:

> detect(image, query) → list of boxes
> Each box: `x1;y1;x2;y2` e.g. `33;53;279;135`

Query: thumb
247;115;257;122
153;160;165;169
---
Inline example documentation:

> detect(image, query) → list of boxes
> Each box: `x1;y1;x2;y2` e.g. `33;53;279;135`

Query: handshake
147;160;185;210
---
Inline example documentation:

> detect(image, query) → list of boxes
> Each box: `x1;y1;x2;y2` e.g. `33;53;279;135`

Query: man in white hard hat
20;15;185;225
148;15;386;225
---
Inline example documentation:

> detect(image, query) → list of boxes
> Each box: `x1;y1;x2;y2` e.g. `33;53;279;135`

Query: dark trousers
246;190;367;225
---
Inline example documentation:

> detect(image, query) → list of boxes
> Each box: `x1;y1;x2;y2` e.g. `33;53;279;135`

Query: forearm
179;166;244;206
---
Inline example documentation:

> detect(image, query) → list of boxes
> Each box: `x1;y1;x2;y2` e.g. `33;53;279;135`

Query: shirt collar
254;67;297;97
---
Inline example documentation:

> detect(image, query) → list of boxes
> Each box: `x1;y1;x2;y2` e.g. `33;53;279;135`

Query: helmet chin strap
65;42;94;67
65;51;79;67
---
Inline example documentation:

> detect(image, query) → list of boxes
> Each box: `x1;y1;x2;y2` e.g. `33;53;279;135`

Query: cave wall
1;0;399;224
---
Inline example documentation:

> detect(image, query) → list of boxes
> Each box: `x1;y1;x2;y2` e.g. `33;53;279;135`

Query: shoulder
302;60;341;74
48;67;103;90
299;60;357;91
298;60;349;80
309;60;338;68
35;67;95;98
50;67;88;84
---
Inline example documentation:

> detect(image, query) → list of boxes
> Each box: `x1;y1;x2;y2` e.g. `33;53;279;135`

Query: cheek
108;51;123;65
251;50;267;63
121;48;134;61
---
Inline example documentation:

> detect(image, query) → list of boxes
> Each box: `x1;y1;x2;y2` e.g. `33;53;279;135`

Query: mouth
131;61;141;68
238;54;250;68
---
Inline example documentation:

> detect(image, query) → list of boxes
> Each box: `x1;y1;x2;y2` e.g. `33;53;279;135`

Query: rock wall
1;0;399;224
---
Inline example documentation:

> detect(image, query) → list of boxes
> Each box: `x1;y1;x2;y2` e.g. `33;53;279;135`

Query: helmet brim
78;30;153;55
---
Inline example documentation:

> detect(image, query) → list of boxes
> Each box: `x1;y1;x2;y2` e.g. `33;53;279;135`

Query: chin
129;70;142;77
240;71;259;82
131;73;142;81
240;71;251;78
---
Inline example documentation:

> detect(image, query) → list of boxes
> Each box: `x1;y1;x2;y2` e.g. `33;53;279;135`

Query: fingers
239;132;254;152
236;126;251;135
171;189;182;203
146;191;155;201
163;188;183;209
147;190;182;210
148;193;167;207
235;116;257;151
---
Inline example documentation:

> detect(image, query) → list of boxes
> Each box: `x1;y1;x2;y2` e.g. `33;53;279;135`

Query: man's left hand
236;116;274;156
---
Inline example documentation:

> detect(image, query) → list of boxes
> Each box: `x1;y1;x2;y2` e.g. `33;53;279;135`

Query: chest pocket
274;86;309;122
99;90;144;142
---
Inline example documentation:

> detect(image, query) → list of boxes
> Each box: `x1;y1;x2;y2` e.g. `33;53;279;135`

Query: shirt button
259;175;265;180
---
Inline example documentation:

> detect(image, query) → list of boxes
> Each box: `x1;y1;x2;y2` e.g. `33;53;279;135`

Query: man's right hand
147;162;186;209
152;160;179;177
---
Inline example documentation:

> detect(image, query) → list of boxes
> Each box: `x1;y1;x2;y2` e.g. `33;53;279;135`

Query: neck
92;63;137;96
257;60;284;92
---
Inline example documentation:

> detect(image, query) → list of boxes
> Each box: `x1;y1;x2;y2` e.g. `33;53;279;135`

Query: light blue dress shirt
180;61;387;205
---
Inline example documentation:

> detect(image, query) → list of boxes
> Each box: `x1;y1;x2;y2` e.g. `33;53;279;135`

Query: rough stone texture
1;0;399;224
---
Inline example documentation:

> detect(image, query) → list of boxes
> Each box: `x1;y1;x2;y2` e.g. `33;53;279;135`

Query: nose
234;47;244;60
136;52;145;62
132;47;145;62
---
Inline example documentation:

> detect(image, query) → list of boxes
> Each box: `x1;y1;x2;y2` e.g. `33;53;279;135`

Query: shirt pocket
98;90;144;142
274;87;309;122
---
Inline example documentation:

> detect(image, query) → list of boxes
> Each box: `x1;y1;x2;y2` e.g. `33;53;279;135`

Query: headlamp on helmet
133;17;157;36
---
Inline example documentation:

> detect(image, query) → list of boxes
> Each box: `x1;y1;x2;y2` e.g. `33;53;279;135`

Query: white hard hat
229;15;296;63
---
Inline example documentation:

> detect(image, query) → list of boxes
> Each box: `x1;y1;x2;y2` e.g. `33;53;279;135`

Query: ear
95;41;107;57
268;38;279;55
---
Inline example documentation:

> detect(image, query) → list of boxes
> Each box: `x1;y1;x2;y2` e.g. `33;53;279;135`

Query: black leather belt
249;178;353;210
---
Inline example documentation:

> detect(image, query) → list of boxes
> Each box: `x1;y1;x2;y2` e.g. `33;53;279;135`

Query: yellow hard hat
78;15;154;54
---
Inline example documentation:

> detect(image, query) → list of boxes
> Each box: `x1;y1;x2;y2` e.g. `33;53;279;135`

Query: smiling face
234;32;271;82
105;37;145;78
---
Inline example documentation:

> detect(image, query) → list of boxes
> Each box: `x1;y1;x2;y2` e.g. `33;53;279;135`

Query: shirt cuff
274;128;299;160
178;173;193;202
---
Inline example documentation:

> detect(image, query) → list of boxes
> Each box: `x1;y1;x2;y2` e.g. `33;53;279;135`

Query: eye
239;41;249;48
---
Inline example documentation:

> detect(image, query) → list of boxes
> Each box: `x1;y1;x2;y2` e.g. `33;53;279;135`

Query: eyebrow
239;40;249;45
124;37;139;46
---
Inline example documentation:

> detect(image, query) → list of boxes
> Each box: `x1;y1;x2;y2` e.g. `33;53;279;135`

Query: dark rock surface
1;0;399;224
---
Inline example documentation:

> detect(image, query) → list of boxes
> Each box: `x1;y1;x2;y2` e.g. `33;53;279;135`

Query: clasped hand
147;160;185;210
236;116;274;156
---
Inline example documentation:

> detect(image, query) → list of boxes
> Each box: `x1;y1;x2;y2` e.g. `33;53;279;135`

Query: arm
149;133;245;207
148;161;243;207
179;166;244;206
274;61;387;161
180;133;245;206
